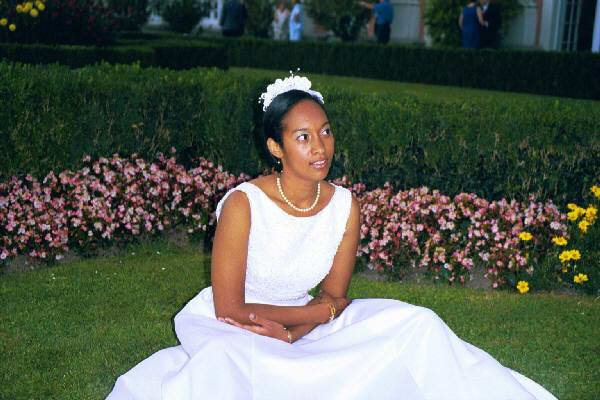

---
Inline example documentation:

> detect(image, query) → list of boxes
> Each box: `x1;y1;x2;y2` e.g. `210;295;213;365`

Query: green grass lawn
1;241;599;399
229;67;600;108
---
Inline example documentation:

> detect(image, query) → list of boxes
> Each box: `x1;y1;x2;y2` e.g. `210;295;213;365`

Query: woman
273;1;289;40
459;1;487;48
107;74;557;399
288;0;303;41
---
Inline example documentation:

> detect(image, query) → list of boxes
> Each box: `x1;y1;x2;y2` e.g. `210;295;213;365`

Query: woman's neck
278;173;319;207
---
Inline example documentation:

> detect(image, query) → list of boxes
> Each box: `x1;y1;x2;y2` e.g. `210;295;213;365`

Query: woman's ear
266;138;283;160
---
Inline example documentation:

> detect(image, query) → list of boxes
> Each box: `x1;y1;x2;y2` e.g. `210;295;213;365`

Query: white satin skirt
106;287;557;400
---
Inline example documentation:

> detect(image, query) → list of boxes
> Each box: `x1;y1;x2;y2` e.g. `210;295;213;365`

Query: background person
459;0;487;48
289;0;303;41
220;0;247;37
480;0;502;48
359;0;395;45
273;1;290;40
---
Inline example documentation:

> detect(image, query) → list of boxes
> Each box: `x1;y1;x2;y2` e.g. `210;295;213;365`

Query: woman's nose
312;134;325;154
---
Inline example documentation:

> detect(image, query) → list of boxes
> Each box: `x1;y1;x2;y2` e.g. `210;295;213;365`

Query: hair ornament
258;69;324;112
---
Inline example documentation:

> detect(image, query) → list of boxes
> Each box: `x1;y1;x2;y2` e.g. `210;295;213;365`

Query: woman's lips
310;160;327;169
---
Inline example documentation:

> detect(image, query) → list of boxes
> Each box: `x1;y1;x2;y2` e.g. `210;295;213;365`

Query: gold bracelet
326;302;336;322
283;326;292;344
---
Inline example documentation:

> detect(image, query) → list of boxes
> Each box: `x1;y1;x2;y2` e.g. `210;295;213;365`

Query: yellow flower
517;281;529;294
559;250;570;263
36;1;45;11
585;206;597;221
567;203;578;210
561;266;568;273
578;220;589;233
29;8;38;17
0;18;7;26
9;23;15;31
567;210;579;221
24;2;33;12
573;273;588;284
570;249;581;260
552;236;567;246
518;232;533;241
16;4;23;12
591;185;600;199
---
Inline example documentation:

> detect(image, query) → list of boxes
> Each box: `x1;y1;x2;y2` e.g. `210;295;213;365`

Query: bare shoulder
348;193;361;224
248;175;278;200
219;190;250;220
249;175;272;190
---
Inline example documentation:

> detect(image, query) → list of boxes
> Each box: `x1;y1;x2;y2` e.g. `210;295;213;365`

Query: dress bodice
216;182;352;304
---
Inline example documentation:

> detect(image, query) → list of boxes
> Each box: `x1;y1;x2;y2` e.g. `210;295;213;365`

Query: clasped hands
218;291;351;344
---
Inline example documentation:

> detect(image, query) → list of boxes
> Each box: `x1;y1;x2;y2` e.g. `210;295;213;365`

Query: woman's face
271;99;334;182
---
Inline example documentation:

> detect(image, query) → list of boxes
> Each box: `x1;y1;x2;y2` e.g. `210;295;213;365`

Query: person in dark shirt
480;0;502;48
220;0;247;37
359;0;394;44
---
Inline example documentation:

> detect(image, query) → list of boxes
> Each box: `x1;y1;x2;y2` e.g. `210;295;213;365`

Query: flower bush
106;0;149;32
0;0;120;45
0;150;249;262
1;152;596;295
545;186;599;295
0;0;46;38
351;183;567;290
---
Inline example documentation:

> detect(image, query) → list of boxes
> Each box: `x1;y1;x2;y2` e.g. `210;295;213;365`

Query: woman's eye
296;134;308;141
321;128;332;136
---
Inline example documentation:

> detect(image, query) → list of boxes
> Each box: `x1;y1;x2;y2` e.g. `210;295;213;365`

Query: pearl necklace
276;176;320;213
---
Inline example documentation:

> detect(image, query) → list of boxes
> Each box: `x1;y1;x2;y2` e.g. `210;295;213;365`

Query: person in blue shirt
289;0;303;42
360;0;394;44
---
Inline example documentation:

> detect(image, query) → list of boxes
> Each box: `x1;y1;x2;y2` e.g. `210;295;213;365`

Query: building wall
188;0;599;52
389;0;423;43
503;0;538;48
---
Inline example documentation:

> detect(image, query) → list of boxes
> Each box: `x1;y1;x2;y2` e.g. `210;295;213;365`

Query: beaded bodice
216;182;352;303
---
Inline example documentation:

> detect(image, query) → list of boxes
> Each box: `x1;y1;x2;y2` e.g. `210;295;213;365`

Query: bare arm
211;191;331;326
477;7;488;27
359;1;374;10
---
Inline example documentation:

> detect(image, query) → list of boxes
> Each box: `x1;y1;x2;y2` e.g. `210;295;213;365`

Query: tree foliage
245;0;275;38
158;0;211;33
106;0;150;32
425;0;522;47
305;0;371;42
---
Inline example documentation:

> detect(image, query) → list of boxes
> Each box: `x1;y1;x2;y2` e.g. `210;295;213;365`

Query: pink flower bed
1;153;569;290
0;151;249;263
332;177;568;288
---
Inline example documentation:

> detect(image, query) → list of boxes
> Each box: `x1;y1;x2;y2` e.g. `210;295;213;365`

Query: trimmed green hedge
0;40;228;70
218;38;600;100
2;36;600;99
1;62;598;206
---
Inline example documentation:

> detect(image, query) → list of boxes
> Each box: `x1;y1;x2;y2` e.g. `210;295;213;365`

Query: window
561;0;583;51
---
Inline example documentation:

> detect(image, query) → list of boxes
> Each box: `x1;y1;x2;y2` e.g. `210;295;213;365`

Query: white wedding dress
107;183;557;400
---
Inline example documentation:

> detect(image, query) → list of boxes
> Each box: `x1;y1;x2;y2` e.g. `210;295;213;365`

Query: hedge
0;40;228;70
217;38;600;100
1;62;598;207
2;35;600;99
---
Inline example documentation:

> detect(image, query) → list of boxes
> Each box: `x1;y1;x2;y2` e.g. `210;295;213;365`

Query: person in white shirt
273;1;290;40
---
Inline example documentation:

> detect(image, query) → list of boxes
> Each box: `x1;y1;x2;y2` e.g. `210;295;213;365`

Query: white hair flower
258;70;324;112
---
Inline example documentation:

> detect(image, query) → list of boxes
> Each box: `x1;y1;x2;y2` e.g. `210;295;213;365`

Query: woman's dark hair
262;89;327;168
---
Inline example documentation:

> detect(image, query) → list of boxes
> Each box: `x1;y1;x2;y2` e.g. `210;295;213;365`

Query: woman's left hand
219;313;289;343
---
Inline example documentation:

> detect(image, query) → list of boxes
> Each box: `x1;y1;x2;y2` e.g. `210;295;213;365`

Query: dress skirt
107;287;557;400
